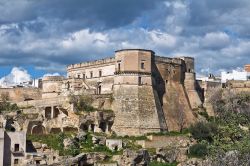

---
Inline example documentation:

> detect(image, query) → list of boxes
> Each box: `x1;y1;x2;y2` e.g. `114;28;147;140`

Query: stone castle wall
112;84;163;135
40;49;203;135
112;49;164;135
42;76;64;99
0;88;42;102
184;73;202;109
226;80;250;92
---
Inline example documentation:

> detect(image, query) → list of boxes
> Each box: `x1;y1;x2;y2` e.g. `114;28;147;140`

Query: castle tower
112;49;165;136
180;57;202;109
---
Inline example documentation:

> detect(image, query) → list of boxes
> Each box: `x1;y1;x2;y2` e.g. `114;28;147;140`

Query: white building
221;70;250;83
197;73;221;83
0;129;26;166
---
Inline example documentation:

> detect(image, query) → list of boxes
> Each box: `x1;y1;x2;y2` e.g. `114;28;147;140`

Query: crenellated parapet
67;57;115;70
42;76;65;82
155;56;183;65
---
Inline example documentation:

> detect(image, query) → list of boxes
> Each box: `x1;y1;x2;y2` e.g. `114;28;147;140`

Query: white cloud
148;30;177;49
200;32;230;49
42;73;60;78
61;29;111;53
0;0;250;76
0;67;31;87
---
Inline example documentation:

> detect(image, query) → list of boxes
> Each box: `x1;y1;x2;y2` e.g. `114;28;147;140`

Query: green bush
69;94;95;112
198;111;209;120
149;161;178;166
0;102;19;113
27;133;65;155
190;122;218;142
189;144;208;158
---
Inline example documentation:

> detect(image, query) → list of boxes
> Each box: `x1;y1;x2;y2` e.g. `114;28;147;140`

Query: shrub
149;161;178;166
69;93;95;112
0;92;19;113
190;122;218;142
189;144;208;158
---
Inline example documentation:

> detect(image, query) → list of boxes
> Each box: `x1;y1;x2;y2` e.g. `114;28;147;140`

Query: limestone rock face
52;152;108;166
77;131;87;142
32;142;42;149
178;158;211;166
92;135;106;146
152;147;179;163
178;150;250;166
63;138;74;148
118;149;150;166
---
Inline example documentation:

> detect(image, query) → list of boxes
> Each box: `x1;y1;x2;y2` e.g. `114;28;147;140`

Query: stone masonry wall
0;88;42;102
184;73;202;109
162;82;196;131
112;84;162;136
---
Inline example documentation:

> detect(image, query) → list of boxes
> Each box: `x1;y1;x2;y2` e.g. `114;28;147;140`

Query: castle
41;49;202;135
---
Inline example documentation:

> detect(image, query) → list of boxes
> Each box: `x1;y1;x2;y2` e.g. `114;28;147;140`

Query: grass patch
27;133;76;156
147;129;190;137
149;161;178;166
188;143;208;158
80;133;123;156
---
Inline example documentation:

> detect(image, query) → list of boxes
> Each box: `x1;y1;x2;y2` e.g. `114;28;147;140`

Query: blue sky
0;0;250;79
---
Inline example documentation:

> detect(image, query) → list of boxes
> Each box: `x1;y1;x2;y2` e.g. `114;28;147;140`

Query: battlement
42;76;65;82
115;48;155;54
67;57;115;70
155;56;183;64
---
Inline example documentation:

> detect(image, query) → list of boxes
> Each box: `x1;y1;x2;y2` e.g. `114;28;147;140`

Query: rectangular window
77;74;80;78
141;62;145;69
138;77;142;85
14;159;19;164
99;70;102;77
83;74;85;80
14;144;19;152
118;63;121;72
90;71;93;78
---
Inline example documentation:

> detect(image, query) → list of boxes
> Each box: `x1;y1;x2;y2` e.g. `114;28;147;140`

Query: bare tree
177;102;185;132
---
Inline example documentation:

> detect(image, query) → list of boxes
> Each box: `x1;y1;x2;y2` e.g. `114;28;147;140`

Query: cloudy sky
0;0;250;79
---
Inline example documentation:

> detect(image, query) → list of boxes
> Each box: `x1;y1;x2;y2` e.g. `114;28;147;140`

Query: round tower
114;49;154;86
112;49;165;136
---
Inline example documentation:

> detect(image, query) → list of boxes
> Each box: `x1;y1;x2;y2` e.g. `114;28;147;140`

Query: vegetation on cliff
69;93;96;112
0;93;19;113
189;89;250;161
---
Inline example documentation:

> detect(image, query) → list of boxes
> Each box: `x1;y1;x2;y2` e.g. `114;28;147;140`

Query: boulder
92;135;106;146
77;131;87;142
63;138;74;148
119;149;150;166
32;142;42;149
152;147;179;163
52;152;108;166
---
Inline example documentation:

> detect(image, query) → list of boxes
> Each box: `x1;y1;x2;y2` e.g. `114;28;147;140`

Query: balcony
11;147;25;156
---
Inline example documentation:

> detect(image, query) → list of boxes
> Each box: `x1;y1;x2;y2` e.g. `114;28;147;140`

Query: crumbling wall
0;88;42;102
226;80;250;92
